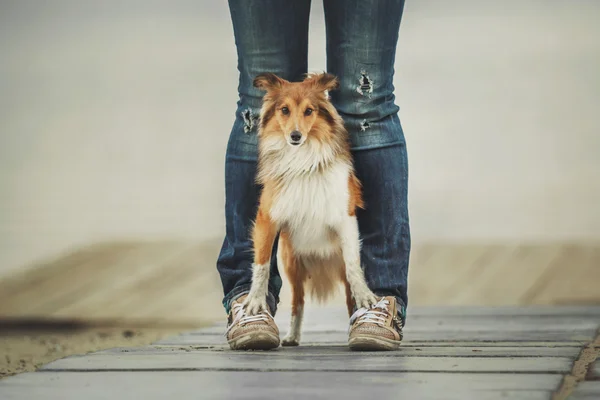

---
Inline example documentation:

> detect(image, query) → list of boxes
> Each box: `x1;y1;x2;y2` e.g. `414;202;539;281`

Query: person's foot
225;294;280;350
348;296;403;351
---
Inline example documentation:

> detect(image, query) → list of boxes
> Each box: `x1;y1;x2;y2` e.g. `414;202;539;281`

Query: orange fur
344;275;355;317
348;173;364;216
252;208;277;265
280;231;306;316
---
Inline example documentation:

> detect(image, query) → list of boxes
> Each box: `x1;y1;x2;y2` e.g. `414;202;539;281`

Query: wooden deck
0;240;598;398
0;305;598;400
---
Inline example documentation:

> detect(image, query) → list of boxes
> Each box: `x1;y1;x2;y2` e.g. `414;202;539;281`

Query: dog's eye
305;108;313;116
281;107;289;115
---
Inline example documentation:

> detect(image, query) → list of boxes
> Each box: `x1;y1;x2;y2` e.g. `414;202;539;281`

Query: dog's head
253;72;342;148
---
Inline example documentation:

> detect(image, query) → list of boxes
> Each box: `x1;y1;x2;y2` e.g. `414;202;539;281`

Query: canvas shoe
348;296;403;351
225;294;280;350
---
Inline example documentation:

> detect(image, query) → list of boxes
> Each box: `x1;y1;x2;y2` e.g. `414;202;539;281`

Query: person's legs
218;0;312;316
324;0;410;321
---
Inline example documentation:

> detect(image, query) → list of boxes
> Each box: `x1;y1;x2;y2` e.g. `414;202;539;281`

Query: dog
243;72;377;346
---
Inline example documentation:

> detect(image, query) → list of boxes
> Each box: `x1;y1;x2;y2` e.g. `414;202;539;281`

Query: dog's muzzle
289;130;302;146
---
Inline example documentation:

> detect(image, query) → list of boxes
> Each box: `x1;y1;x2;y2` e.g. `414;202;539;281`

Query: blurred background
0;0;599;326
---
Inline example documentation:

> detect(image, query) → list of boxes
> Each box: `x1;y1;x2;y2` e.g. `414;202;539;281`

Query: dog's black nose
290;131;302;142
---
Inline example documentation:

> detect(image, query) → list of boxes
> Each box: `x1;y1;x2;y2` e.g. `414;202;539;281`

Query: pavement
1;305;599;399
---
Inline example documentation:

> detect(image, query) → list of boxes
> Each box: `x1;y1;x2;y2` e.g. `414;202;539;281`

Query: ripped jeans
217;0;410;321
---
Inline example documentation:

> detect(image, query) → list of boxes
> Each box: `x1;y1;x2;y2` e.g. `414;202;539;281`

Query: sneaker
225;294;280;350
348;296;403;351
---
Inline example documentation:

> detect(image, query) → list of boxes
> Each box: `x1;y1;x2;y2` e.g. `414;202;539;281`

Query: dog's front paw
281;334;300;347
243;294;268;316
354;289;378;310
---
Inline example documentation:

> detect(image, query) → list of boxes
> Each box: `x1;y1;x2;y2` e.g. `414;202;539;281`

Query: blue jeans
217;0;410;321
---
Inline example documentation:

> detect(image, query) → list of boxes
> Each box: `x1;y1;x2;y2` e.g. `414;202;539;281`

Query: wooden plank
40;352;573;373
408;305;600;317
0;386;552;400
271;306;600;332
401;341;585;347
155;334;589;347
155;329;595;346
404;318;598;332
260;317;600;335
196;321;599;336
162;340;585;348
0;371;563;395
589;359;600;379
97;344;581;358
570;382;600;400
264;307;600;346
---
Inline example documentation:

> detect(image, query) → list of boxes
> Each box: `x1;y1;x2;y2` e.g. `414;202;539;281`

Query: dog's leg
343;278;355;318
340;264;355;317
245;208;277;315
338;216;377;309
282;270;305;346
281;233;304;346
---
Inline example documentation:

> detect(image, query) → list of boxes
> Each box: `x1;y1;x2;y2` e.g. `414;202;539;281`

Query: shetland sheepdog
243;72;377;346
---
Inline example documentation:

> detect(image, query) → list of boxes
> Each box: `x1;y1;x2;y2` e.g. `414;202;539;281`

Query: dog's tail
300;257;345;303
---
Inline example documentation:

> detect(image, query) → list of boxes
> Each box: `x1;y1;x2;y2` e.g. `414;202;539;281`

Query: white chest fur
270;161;350;257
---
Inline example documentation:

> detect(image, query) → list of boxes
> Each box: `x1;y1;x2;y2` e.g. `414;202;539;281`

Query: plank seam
88;354;578;359
552;329;600;400
38;368;569;374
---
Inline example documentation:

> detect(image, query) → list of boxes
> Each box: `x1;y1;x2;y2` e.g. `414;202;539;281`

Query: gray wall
1;0;599;276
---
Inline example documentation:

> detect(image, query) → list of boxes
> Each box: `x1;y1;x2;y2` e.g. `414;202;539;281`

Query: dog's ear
308;73;339;92
253;73;285;91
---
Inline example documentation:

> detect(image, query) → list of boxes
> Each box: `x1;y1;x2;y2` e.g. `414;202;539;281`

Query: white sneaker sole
228;331;280;351
348;335;401;351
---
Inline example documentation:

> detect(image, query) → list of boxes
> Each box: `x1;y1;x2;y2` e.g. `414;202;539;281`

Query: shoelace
224;302;272;336
349;298;391;329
